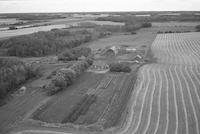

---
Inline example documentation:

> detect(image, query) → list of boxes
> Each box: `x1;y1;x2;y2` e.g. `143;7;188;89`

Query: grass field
119;32;200;134
88;29;156;51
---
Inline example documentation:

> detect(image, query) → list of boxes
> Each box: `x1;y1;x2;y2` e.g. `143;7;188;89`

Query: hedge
109;62;131;73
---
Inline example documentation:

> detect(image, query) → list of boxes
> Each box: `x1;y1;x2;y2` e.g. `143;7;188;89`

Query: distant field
84;20;124;26
88;30;156;51
152;22;200;27
0;18;26;25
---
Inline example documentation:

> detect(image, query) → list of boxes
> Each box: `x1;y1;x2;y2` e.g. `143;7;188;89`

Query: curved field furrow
134;66;157;134
120;65;153;134
118;66;147;134
178;66;198;134
155;68;168;134
143;66;161;134
173;66;188;134
128;65;154;133
165;66;177;134
182;66;200;134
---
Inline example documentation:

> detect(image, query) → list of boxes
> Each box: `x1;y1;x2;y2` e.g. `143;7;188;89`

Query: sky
0;0;200;13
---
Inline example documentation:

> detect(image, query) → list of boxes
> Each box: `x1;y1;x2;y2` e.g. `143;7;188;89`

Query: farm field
0;18;26;25
83;20;124;26
27;72;138;131
152;22;200;27
88;29;157;51
119;32;200;134
32;72;104;123
1;12;200;134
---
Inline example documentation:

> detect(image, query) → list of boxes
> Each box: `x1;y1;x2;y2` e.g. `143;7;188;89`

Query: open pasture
120;32;200;134
88;30;156;51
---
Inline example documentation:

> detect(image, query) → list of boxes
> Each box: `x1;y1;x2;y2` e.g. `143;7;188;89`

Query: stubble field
120;32;200;134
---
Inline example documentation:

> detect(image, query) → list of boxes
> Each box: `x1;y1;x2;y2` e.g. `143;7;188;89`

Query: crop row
97;72;138;129
61;94;97;123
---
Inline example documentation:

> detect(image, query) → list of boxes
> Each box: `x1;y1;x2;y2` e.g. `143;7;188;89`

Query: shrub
58;49;77;61
47;59;92;95
196;25;200;31
141;22;152;28
58;47;92;61
71;47;91;57
86;57;93;65
109;62;131;73
9;26;17;30
131;31;137;34
123;23;141;32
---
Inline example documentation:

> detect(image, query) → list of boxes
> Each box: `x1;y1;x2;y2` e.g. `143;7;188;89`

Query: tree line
0;29;97;57
0;57;40;101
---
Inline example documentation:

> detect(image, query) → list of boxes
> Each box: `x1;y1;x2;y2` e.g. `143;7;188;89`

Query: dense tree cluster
123;23;141;32
109;62;131;73
0;57;40;99
96;15;149;33
77;22;121;33
141;22;152;28
0;29;94;57
8;26;18;30
58;47;92;61
47;58;93;95
196;25;200;32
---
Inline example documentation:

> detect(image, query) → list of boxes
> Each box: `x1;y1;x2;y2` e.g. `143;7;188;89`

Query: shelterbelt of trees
0;29;102;57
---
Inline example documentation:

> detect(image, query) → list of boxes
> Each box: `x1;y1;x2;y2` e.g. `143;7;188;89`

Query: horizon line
0;10;200;14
